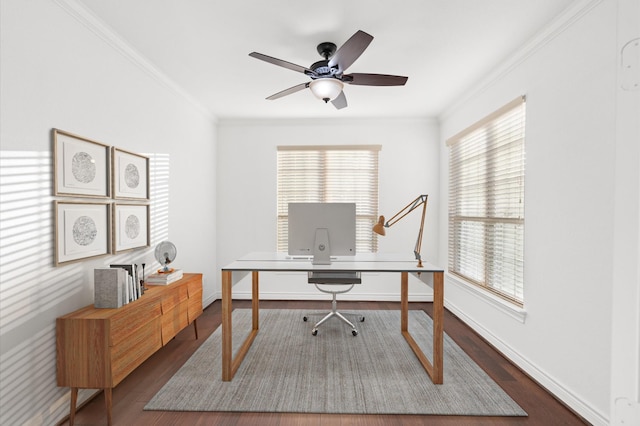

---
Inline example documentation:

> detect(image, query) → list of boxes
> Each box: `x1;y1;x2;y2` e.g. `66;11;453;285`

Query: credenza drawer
188;289;203;323
186;277;201;297
161;301;189;344
110;318;162;386
109;298;162;347
161;285;188;313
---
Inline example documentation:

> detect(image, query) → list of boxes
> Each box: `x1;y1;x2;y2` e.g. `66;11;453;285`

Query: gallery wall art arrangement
52;128;150;265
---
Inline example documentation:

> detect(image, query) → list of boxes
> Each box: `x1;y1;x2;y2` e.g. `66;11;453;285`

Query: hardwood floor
61;300;588;426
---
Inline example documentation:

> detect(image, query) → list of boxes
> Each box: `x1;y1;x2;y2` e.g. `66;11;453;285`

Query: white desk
220;252;445;384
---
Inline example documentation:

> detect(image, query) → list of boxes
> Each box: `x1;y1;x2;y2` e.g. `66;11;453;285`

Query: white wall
216;118;440;300
438;0;639;424
0;0;217;424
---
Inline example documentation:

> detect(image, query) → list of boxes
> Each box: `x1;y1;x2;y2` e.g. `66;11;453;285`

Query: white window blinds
277;145;381;254
447;96;526;306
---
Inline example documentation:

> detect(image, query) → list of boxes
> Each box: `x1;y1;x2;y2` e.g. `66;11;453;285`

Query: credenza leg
104;388;113;426
69;387;78;426
193;318;199;339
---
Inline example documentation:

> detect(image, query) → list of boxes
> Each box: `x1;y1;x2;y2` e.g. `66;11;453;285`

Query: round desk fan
155;241;177;273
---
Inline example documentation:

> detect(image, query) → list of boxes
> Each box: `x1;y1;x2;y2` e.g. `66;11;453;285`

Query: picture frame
53;129;111;198
112;203;150;253
54;201;111;266
112;148;149;200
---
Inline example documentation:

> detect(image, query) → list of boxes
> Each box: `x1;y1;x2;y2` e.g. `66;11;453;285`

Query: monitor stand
312;228;331;265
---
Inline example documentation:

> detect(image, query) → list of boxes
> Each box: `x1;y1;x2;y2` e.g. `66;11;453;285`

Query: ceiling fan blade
328;30;373;73
345;73;408;86
331;91;348;110
266;82;309;100
249;52;314;75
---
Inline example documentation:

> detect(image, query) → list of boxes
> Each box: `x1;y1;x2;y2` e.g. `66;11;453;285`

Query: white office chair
303;272;364;336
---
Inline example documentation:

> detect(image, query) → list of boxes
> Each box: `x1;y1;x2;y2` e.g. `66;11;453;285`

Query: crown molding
53;0;217;122
218;116;438;128
439;0;604;121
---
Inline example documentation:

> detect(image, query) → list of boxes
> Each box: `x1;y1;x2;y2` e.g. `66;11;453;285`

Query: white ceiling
78;0;576;120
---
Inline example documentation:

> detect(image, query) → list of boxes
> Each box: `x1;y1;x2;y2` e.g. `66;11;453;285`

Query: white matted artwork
113;148;149;200
53;129;110;198
54;201;111;266
113;203;150;252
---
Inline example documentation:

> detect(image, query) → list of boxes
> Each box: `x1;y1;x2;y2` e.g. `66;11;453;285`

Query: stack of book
146;269;183;285
94;263;144;308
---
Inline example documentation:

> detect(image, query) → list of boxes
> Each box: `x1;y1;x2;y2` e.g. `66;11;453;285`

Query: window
447;96;526;306
277;145;380;253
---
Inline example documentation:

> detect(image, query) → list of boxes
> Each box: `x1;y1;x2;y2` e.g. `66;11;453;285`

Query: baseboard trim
206;292;432;303
445;299;609;426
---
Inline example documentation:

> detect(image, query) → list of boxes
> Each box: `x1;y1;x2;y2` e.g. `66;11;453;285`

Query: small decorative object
53;129;110;198
154;241;177;273
141;263;146;291
373;194;428;267
112;203;150;252
112;147;149;200
54;201;111;266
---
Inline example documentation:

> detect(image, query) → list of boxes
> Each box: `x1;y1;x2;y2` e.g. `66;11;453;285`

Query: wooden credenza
56;273;203;425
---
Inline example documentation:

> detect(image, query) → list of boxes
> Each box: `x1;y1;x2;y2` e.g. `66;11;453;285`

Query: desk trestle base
221;261;444;385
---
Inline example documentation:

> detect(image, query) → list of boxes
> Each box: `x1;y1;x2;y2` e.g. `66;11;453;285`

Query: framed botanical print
112;148;149;200
54;201;111;266
53;129;110;198
113;203;150;253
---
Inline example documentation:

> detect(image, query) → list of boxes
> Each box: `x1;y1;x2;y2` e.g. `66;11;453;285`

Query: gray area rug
145;309;527;416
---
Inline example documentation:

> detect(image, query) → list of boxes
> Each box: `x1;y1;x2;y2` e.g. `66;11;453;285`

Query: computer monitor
287;202;356;265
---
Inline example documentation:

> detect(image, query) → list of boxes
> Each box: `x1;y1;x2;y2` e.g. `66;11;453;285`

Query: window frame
447;96;526;306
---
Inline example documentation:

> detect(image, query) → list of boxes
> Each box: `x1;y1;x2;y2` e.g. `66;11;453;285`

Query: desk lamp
373;194;428;267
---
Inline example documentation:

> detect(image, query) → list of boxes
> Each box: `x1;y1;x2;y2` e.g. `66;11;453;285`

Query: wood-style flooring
61;300;588;425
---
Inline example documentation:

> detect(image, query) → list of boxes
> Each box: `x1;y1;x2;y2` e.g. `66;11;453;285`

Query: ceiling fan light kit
249;30;408;110
309;78;344;102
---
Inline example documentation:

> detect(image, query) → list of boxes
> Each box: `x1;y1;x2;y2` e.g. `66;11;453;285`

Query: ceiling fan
249;30;408;110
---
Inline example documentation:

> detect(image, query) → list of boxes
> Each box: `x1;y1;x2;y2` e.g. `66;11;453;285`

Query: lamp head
372;215;386;236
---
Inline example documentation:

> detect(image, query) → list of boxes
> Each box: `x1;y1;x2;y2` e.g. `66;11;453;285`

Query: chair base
304;310;364;336
304;284;364;336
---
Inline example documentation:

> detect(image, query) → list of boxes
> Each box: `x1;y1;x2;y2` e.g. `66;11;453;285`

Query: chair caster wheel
303;316;308;322
359;316;365;322
312;329;318;336
352;330;358;336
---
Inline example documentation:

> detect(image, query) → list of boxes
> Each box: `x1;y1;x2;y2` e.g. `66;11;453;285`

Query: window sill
446;273;527;323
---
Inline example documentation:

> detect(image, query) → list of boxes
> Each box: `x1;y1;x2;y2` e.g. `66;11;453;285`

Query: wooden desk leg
104;387;113;426
401;272;409;332
252;271;259;331
401;271;444;384
432;271;444;384
222;270;260;382
69;387;78;426
222;270;233;381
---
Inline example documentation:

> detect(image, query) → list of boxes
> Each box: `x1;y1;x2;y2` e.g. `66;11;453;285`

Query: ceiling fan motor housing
310;42;341;79
310;60;340;79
